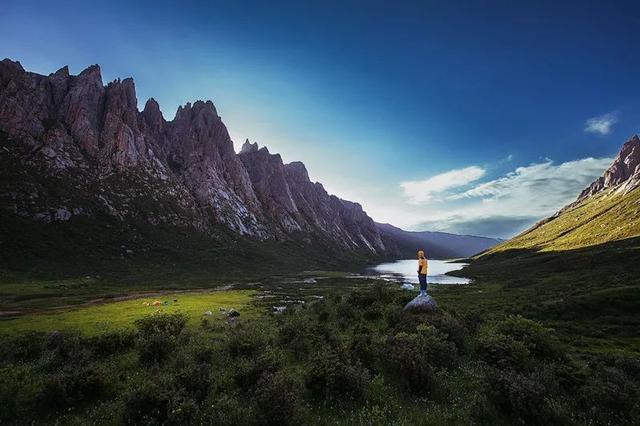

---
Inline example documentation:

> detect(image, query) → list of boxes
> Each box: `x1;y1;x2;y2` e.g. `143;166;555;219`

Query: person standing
417;250;428;296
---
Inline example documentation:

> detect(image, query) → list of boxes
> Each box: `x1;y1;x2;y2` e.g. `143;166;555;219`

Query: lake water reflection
368;259;471;284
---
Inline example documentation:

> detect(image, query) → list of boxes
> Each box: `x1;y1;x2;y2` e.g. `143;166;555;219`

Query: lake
368;259;471;284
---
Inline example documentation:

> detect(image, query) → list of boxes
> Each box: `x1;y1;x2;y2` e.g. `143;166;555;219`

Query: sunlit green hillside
481;187;640;255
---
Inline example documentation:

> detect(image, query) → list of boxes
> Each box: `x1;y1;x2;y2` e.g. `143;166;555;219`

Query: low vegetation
1;284;638;425
0;290;256;335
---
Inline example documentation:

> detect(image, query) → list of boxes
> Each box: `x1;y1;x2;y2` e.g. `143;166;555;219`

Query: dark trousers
418;274;427;292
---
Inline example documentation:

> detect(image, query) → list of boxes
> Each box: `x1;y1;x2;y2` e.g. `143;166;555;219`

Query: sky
2;0;639;238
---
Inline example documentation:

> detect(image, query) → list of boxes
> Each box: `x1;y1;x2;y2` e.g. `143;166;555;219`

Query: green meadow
0;290;256;335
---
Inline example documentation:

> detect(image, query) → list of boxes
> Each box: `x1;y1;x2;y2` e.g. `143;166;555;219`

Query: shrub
474;327;530;370
349;322;382;369
232;346;285;392
37;366;111;414
134;312;187;339
255;369;304;425
305;349;370;400
385;325;456;396
278;313;313;357
122;381;172;425
87;330;136;358
225;323;273;358
431;312;470;354
137;332;175;364
135;313;187;364
495;315;564;361
174;361;214;401
577;362;638;422
484;367;566;424
0;332;45;364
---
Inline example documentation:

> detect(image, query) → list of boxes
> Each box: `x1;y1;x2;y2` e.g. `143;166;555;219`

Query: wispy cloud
400;166;485;204
585;111;618;135
417;157;613;237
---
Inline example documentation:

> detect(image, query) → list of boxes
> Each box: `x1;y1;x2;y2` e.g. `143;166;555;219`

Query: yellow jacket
418;258;428;275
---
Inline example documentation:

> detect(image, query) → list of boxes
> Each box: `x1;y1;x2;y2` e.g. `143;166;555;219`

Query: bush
225;323;273;358
37;366;111;414
137;332;176;364
0;332;46;364
255;369;304;425
305;349;370;400
577;362;638;422
495;316;564;361
122;380;172;425
385;325;456;396
232;346;285;392
174;361;214;401
135;313;187;364
430;312;470;354
484;367;567;424
134;313;187;339
474;328;530;370
349;322;382;369
88;330;136;358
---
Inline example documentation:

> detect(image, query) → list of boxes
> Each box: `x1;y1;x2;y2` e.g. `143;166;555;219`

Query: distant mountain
376;223;502;259
0;58;496;270
478;135;640;257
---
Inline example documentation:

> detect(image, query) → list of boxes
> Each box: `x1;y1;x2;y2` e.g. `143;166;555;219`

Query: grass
0;290;256;335
1;284;637;425
484;188;640;255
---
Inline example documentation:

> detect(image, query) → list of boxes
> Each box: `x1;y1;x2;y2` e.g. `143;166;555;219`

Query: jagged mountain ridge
0;59;501;263
0;58;436;262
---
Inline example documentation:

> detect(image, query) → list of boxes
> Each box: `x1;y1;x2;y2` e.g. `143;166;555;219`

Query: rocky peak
578;134;640;200
0;58;25;81
240;139;259;153
50;65;69;78
104;78;138;117
141;98;164;134
284;161;310;183
78;64;102;80
59;63;105;156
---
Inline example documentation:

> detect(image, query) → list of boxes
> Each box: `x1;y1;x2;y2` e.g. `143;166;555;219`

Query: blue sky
2;0;639;237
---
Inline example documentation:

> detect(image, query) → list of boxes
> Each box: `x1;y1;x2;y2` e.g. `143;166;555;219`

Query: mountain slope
376;223;501;259
478;135;640;257
0;59;388;267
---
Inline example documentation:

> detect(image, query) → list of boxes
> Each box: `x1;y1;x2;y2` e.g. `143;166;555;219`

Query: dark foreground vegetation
1;284;638;425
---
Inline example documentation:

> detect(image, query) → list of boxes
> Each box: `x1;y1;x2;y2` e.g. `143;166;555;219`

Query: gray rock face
578;135;640;200
0;58;389;257
403;294;437;312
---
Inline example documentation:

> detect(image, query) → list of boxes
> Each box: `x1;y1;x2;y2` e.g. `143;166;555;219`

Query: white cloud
585;112;618;135
417;157;613;237
400;166;485;204
364;156;613;238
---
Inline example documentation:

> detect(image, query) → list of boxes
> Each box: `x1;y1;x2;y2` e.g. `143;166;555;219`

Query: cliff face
0;59;386;257
578;135;640;201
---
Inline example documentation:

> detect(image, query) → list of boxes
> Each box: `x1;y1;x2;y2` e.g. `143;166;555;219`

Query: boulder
403;294;437;312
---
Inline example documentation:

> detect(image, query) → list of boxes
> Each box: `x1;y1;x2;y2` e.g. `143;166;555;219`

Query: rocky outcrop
164;101;266;236
578;135;640;200
238;140;301;234
0;59;391;257
403;294;437;312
